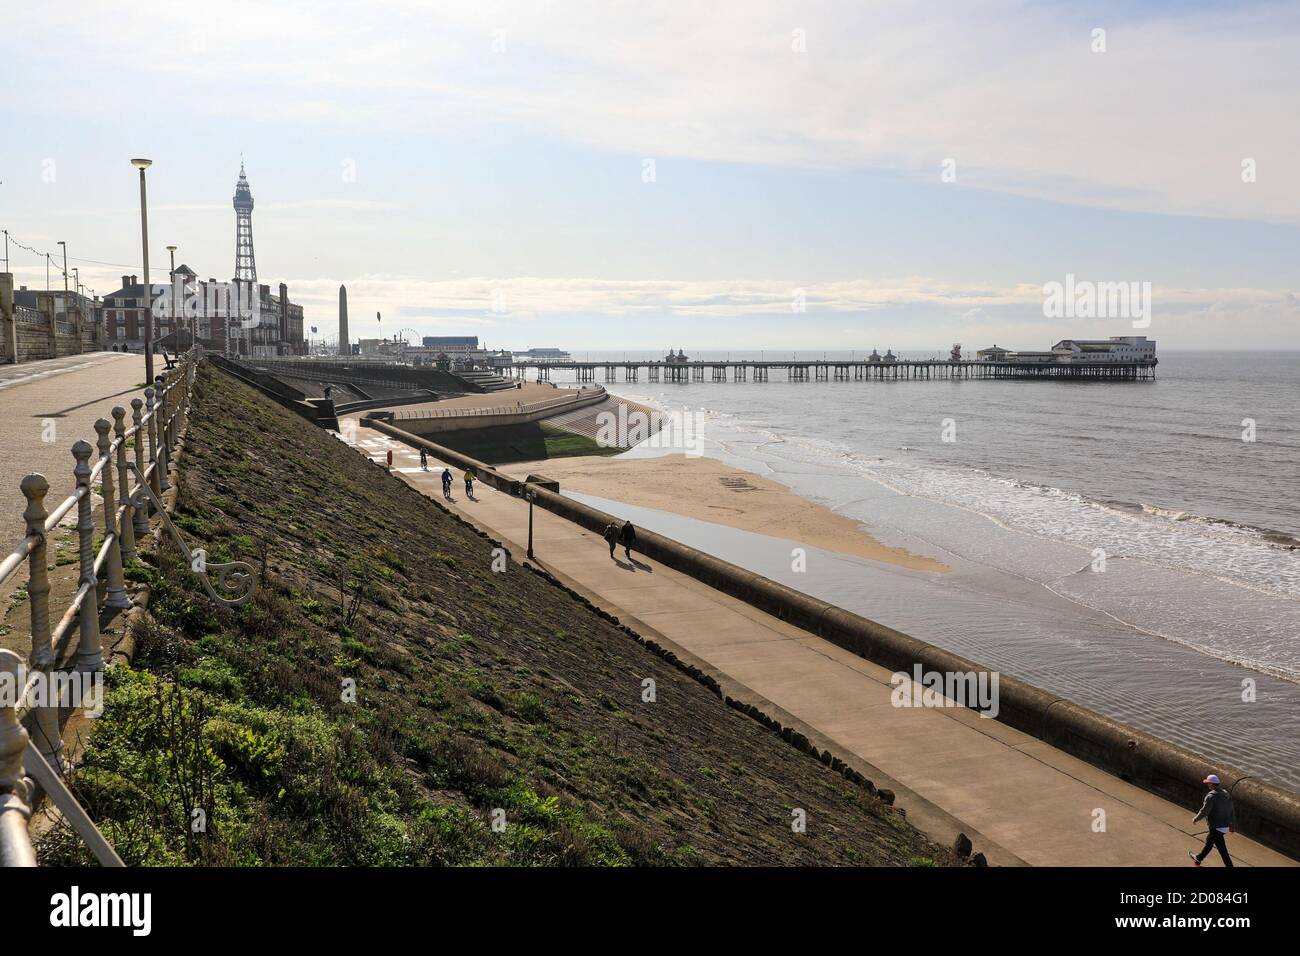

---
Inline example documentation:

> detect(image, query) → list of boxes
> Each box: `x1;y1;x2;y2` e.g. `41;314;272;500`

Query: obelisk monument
338;284;349;356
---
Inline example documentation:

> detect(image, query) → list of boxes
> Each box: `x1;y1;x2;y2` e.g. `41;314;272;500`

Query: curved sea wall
371;386;610;436
365;418;1300;861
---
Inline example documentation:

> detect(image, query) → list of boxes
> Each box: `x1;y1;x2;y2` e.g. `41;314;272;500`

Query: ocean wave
610;384;1300;591
688;410;1300;599
1122;502;1300;547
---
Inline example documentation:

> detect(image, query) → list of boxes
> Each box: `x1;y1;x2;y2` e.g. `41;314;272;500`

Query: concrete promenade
0;352;147;547
357;381;568;418
344;418;1296;867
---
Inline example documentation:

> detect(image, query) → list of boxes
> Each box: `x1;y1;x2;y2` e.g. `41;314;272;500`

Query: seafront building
976;335;1155;365
102;269;305;357
102;276;155;349
345;336;510;371
1049;336;1156;363
516;347;572;362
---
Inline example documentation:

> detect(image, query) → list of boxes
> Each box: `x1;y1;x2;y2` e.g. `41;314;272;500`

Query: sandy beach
501;452;949;572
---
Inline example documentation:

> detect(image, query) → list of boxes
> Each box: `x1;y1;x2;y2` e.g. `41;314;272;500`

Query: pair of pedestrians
603;520;637;560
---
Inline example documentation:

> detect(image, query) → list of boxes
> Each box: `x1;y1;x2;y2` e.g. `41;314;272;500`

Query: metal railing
0;348;219;867
386;385;605;422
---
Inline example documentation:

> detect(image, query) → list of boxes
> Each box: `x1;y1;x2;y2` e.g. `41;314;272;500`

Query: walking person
602;522;619;559
1189;773;1235;867
619;520;637;560
419;447;429;471
464;468;476;501
441;467;453;500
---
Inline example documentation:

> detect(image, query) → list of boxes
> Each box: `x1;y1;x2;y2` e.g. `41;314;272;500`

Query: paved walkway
0;353;147;547
345;419;1297;867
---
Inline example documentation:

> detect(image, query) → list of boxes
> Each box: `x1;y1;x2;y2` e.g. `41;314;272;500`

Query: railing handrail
0;346;203;868
0;375;182;590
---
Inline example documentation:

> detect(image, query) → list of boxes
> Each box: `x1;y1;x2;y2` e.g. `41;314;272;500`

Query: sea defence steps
367;386;611;436
243;357;488;394
363;416;1300;862
215;356;461;429
210;355;340;428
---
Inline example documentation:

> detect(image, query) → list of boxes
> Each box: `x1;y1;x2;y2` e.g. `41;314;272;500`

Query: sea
536;350;1300;790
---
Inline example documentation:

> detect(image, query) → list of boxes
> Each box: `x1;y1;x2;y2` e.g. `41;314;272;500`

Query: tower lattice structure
233;162;257;284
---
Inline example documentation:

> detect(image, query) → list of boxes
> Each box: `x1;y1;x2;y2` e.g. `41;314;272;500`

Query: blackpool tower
233;162;257;284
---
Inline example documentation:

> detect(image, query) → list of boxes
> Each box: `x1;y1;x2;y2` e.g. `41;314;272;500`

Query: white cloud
284;271;1295;323
20;0;1300;222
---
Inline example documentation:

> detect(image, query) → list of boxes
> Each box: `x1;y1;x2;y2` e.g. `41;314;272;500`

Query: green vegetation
39;365;953;867
425;421;622;465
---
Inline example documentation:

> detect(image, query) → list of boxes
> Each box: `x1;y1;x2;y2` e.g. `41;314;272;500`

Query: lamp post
57;240;68;302
166;245;178;350
526;488;536;560
72;266;82;340
131;158;154;381
57;241;69;340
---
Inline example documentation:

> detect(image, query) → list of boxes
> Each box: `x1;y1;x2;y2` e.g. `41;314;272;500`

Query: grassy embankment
40;364;954;866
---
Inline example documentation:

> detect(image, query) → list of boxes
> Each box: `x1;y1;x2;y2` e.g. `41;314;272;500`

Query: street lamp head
130;158;153;170
166;245;177;252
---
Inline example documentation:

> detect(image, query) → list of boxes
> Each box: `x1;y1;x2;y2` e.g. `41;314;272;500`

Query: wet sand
501;453;948;572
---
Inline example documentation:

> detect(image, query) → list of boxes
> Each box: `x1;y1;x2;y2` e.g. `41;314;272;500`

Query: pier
511;358;1157;383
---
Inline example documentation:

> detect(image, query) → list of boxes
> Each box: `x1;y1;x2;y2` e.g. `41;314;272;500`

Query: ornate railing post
112;407;137;561
94;419;130;609
172;377;184;442
0;649;36;868
153;376;171;491
71;441;104;671
130;398;149;537
155;375;168;451
168;372;180;448
181;362;192;430
21;475;62;773
144;387;162;500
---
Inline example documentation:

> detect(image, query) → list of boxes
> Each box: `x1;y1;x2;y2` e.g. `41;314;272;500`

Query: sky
2;0;1298;351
